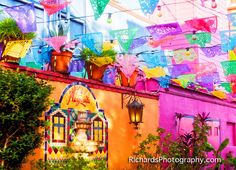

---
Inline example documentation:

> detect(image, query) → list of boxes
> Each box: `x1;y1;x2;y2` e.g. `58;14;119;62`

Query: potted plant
80;45;117;80
0;18;36;63
102;65;117;85
50;49;72;74
67;42;87;78
48;20;73;74
115;54;142;87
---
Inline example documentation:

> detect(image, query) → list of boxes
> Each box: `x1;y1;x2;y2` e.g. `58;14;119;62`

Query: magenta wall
159;85;236;157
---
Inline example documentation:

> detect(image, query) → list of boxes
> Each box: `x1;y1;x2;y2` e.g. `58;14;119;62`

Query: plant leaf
217;138;229;154
205;142;214;152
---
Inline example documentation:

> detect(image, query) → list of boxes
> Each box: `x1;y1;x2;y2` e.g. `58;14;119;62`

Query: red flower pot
119;70;138;87
86;63;108;81
50;50;72;74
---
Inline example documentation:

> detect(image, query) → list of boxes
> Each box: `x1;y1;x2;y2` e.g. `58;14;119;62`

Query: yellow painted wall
22;80;159;170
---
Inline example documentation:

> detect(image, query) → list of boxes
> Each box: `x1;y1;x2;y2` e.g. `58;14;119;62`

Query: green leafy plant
226;151;236;169
80;47;117;62
31;146;107;170
0;18;36;42
204;139;229;169
133;113;231;170
0;68;53;169
33;157;107;170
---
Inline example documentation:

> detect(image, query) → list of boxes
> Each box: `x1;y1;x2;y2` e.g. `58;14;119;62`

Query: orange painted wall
92;89;159;170
22;80;159;170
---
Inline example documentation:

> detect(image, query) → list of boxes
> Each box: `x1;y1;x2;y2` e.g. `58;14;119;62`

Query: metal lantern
126;97;144;129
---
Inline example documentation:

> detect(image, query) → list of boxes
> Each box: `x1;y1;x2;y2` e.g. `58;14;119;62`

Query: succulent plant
0;18;36;42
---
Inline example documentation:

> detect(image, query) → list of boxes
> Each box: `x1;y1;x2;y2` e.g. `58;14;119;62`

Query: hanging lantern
148;36;154;46
107;13;112;24
126;96;144;129
192;31;197;40
157;5;162;17
185;48;191;56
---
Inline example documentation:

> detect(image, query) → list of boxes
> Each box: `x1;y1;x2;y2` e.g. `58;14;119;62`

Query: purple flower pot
68;59;85;72
102;67;117;85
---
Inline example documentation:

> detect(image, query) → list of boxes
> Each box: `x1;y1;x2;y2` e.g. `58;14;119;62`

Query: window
70;19;84;40
227;122;236;146
177;116;193;135
177;115;220;148
208;127;212;136
52;112;66;143
214;127;219;136
93;117;103;143
205;120;220;137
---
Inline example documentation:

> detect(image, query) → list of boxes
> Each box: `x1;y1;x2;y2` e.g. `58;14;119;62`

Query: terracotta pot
119;70;138;87
50;51;72;74
86;63;108;80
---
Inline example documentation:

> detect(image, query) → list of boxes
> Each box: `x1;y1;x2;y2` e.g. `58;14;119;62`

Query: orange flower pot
51;50;72;74
119;70;138;87
86;63;108;80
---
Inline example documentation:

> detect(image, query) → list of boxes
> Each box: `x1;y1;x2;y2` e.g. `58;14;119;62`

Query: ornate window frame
91;115;106;146
50;109;67;147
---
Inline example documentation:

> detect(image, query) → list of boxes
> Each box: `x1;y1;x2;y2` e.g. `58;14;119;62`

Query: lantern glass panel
139;108;143;122
135;109;141;122
131;111;136;123
128;108;135;123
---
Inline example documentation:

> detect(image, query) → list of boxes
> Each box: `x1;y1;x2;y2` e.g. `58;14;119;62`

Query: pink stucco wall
159;85;236;157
